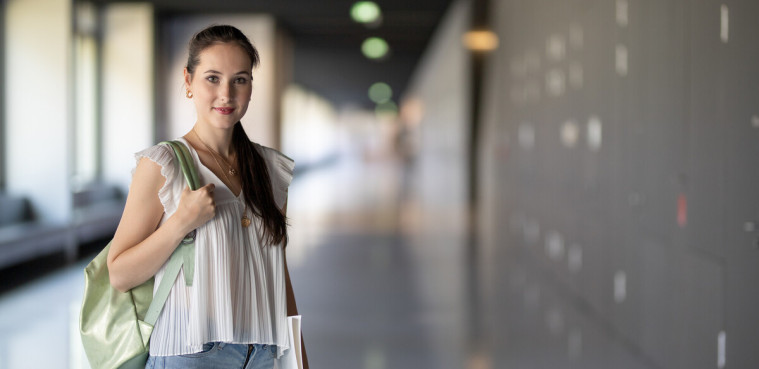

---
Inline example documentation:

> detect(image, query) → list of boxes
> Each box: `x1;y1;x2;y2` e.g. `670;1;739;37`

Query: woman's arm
107;157;216;292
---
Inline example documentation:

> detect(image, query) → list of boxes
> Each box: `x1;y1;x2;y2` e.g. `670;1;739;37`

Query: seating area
0;184;125;270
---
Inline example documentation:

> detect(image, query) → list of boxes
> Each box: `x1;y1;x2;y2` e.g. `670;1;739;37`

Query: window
0;0;6;191
72;1;100;189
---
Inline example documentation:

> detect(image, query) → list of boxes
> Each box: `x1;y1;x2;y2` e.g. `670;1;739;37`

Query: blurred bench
0;194;70;270
72;183;125;245
0;183;125;270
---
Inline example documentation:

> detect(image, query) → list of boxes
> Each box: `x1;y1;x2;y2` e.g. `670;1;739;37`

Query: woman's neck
190;124;235;158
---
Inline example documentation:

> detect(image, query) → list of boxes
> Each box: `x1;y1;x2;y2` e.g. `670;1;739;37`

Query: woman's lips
214;107;235;115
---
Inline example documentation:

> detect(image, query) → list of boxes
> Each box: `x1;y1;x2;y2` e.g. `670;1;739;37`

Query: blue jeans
145;342;276;369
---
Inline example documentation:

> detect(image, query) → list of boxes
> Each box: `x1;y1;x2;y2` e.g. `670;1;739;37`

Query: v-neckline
177;137;243;199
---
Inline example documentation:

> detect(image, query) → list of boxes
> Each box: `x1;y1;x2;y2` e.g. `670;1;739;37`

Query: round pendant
241;215;251;228
229;168;237;176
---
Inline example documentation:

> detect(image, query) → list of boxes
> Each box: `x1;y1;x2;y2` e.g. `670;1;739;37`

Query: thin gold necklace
191;128;251;228
192;128;237;176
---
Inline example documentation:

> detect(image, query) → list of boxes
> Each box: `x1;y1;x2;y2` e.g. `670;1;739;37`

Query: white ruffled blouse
132;137;294;358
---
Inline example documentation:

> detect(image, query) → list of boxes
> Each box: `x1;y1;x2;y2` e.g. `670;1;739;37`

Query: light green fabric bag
79;140;200;369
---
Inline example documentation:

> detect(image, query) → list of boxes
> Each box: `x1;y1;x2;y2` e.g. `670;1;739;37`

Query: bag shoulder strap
144;140;199;326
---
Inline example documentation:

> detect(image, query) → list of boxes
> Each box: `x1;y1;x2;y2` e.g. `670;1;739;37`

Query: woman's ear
183;67;192;88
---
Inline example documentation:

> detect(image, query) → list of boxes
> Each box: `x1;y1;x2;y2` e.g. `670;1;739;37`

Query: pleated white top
132;137;294;358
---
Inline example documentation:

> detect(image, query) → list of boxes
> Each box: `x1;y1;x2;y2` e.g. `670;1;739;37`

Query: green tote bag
79;140;201;369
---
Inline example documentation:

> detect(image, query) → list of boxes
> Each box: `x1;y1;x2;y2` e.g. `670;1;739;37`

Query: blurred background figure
0;0;756;368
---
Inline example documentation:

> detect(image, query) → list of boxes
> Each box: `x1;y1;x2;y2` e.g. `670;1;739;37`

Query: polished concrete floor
0;156;655;369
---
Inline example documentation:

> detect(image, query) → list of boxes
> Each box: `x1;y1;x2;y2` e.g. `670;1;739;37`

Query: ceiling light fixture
351;1;382;25
368;82;392;104
362;37;389;60
463;30;499;52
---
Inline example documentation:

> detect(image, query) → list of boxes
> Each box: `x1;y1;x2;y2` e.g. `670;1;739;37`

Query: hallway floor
0;156;655;369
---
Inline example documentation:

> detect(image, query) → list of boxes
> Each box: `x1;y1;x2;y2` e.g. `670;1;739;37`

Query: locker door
576;0;617;323
686;0;725;260
719;0;759;367
676;252;724;369
609;0;646;347
637;0;687;236
638;239;679;369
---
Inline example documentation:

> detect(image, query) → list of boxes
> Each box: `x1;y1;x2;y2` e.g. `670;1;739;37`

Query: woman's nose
219;83;232;102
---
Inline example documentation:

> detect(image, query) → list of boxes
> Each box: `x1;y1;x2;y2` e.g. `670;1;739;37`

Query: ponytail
233;122;288;246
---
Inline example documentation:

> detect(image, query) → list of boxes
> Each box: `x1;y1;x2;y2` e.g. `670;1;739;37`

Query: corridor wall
401;0;473;367
403;0;471;238
478;0;759;368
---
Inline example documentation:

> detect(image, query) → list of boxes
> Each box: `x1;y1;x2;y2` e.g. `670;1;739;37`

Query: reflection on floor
0;156;655;369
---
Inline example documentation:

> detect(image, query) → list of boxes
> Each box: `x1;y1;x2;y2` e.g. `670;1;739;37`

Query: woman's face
185;42;253;130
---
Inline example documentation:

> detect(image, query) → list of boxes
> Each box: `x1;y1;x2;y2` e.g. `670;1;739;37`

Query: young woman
106;25;309;369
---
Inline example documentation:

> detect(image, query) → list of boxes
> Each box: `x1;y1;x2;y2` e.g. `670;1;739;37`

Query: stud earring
186;90;193;98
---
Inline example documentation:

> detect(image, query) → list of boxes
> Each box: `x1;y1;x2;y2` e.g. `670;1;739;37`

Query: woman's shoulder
132;141;180;184
252;143;295;208
135;141;174;161
131;141;182;213
254;143;295;182
254;143;294;166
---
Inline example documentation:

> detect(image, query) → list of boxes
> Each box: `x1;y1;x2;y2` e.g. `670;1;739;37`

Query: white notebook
274;315;303;369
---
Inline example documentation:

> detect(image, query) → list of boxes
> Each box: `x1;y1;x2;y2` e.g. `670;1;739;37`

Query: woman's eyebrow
203;69;251;76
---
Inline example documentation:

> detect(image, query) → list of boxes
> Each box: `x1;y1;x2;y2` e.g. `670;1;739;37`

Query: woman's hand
175;183;217;234
109;158;216;292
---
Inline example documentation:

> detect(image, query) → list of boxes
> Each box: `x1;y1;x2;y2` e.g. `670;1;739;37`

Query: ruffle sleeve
133;143;179;214
256;144;295;210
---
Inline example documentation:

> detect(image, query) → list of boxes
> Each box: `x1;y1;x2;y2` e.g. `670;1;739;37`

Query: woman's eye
235;77;249;84
206;76;219;83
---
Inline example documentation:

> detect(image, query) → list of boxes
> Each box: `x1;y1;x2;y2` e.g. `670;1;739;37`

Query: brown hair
186;24;260;73
187;25;287;246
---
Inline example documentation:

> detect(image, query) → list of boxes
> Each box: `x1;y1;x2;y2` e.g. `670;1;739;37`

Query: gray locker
479;0;759;367
579;218;613;319
720;0;759;367
686;0;727;260
676;251;724;369
636;0;687;236
609;0;648;349
637;238;679;369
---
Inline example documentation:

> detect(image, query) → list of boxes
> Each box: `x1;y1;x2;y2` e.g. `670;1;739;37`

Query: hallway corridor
0;155;655;369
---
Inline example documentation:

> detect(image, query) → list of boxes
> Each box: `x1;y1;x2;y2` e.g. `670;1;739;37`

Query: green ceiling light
351;1;381;24
362;37;389;60
368;82;392;104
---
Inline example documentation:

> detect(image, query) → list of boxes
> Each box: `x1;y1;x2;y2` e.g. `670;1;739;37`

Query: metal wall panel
719;0;759;367
638;238;679;369
686;0;726;259
675;251;724;369
609;0;649;348
479;0;759;367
